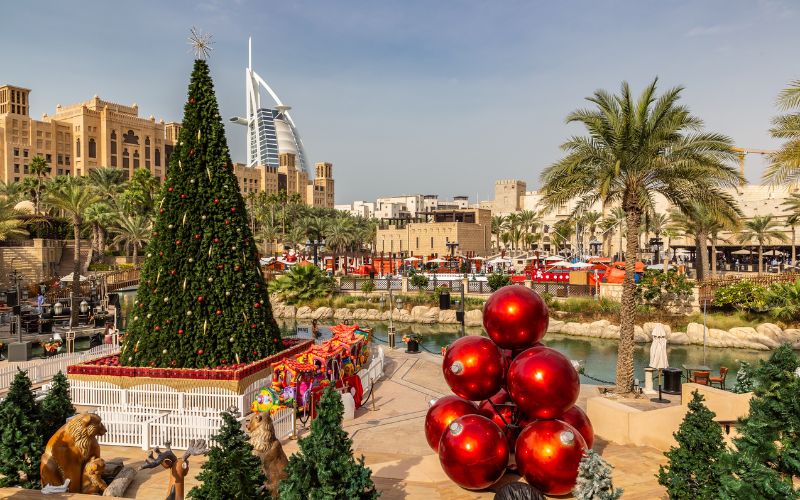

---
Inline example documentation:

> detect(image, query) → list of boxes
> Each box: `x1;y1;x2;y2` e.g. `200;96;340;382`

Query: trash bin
662;367;682;395
439;290;451;310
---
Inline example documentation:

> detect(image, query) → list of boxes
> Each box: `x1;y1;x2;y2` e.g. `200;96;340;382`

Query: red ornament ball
251;323;257;329
175;240;181;246
216;309;222;315
234;265;241;271
506;346;579;419
559;405;594;449
159;209;165;214
438;414;509;490
197;349;204;355
213;198;219;204
254;303;261;309
477;389;518;449
170;269;177;276
515;419;587;496
213;238;220;244
483;286;549;350
230;207;236;213
189;97;196;104
224;219;230;225
442;336;504;401
178;329;184;335
154;326;160;332
197;296;204;302
424;396;477;451
195;234;201;240
168;187;174;192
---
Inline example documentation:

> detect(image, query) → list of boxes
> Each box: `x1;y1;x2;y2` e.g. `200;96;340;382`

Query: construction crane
732;147;776;184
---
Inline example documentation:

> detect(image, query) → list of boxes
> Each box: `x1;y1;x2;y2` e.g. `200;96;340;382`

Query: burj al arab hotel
230;38;309;174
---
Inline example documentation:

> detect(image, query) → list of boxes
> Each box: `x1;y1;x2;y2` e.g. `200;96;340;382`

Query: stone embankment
271;303;800;351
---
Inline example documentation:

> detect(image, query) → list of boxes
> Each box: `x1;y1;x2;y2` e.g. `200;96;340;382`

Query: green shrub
87;263;112;271
268;265;335;304
712;280;768;312
360;280;375;294
636;270;692;305
409;273;429;291
764;280;800;322
487;272;512;292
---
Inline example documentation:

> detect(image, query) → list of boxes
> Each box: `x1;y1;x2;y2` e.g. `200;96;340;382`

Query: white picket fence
94;405;296;450
64;346;385;451
0;343;120;392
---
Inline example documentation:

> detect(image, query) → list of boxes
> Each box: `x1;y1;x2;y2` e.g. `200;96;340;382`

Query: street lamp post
7;269;32;361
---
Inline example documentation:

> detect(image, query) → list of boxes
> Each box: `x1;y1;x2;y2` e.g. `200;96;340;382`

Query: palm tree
255;219;280;256
28;155;50;215
88;167;126;206
669;204;736;279
517;210;539;250
325;217;354;274
539;79;742;394
764;80;800;185
84;202;115;263
0;181;25;203
491;215;507;251
737;215;789;274
0;201;29;241
781;192;800;265
44;179;100;327
110;214;151;265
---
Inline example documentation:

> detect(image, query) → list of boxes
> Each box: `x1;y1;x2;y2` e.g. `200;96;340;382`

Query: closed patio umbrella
649;324;669;387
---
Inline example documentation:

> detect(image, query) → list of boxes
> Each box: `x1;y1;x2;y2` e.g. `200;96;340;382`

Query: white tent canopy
649;324;669;370
544;255;565;261
569;262;593;269
487;257;512;265
427;258;448;264
548;260;573;268
60;273;88;282
404;256;421;262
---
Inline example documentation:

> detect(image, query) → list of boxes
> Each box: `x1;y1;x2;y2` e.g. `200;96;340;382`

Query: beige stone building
232;153;334;207
0;84;179;182
376;208;492;257
1;84;335;207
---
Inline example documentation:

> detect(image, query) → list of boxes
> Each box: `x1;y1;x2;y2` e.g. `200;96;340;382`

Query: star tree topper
189;27;213;59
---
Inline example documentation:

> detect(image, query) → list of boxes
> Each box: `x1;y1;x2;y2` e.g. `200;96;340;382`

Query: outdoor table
682;364;711;382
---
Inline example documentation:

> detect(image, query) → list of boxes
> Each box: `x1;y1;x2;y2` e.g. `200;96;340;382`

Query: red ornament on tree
175;240;182;246
168;187;174;192
230;207;236;213
442;336;504;401
438;414;508;490
424;396;478;451
216;309;222;315
254;303;261;309
197;349;204;355
483;286;549;350
197;296;204;302
178;329;184;335
251;323;257;329
213;198;219;204
224;219;230;225
515;419;587;496
559;405;594;449
506;346;579;419
195;234;201;240
154;326;161;332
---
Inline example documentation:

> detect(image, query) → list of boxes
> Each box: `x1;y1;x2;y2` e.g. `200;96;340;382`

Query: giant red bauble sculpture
478;389;518;448
515;419;587;496
483;285;548;350
559;405;594;449
443;336;504;401
424;395;478;451
439;414;509;490
506;346;579;419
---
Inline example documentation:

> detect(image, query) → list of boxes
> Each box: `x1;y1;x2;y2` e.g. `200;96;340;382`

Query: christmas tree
279;385;378;499
40;371;75;446
121;53;282;369
657;391;725;499
188;408;267;500
575;450;622;500
731;360;755;394
719;345;800;498
0;370;43;488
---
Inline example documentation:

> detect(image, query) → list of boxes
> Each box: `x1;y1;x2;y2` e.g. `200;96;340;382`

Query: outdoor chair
709;367;728;390
693;370;711;386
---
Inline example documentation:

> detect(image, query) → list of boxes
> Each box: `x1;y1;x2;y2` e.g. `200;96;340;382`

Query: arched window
133;150;140;168
122;148;129;169
76;138;81;157
110;130;117;154
145;137;150;158
123;130;139;145
88;138;96;158
154;149;161;167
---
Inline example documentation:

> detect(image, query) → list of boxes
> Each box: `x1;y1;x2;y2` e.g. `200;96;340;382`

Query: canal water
276;319;774;386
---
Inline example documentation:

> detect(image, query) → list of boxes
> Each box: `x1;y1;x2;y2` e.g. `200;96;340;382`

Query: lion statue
247;412;289;498
81;457;107;495
40;413;107;493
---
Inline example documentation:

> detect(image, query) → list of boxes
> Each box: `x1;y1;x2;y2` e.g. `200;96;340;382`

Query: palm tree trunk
133;245;138;266
99;228;106;257
711;237;718;278
695;230;708;281
792;227;796;266
616;207;641;395
71;217;81;328
618;228;624;261
758;244;763;275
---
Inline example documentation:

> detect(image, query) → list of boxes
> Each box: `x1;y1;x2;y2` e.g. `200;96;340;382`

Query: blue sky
3;1;798;203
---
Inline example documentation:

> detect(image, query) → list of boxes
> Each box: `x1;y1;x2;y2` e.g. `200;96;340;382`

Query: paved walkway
0;348;667;499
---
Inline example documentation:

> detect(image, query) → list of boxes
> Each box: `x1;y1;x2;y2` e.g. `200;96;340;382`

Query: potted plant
42;338;63;356
402;333;422;353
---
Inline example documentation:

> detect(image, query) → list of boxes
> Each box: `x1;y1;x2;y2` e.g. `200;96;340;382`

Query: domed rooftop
13;200;35;214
